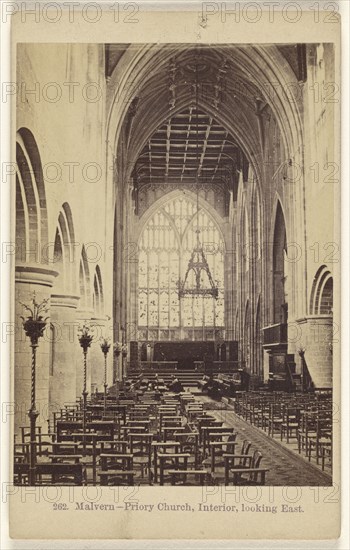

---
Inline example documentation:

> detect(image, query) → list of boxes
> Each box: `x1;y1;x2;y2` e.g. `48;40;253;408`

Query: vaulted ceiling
106;44;306;193
133;107;243;188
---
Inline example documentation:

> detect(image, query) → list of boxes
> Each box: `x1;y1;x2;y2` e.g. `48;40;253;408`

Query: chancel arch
106;45;304;183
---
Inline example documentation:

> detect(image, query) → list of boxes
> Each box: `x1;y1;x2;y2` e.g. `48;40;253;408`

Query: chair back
249;451;263;482
240;439;252;466
226;433;237;453
129;433;153;457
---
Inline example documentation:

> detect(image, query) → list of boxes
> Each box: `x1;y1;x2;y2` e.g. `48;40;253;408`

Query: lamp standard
100;337;111;412
20;292;49;485
121;325;127;381
77;323;93;453
113;341;123;397
298;347;306;392
113;343;121;385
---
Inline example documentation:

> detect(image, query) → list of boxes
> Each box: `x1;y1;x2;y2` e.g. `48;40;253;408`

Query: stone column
49;294;80;416
224;250;234;341
114;351;121;387
129;341;139;369
297;316;333;388
15;265;58;437
128;248;139;345
263;349;270;383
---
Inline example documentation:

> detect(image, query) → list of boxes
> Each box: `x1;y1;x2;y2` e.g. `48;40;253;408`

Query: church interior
13;42;337;486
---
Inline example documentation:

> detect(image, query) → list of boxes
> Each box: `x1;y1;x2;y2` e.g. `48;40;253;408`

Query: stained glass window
138;196;225;338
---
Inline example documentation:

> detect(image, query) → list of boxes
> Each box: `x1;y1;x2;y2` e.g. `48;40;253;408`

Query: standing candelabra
121;325;127;382
77;323;94;453
100;338;111;412
122;345;128;381
20;292;49;485
113;342;122;400
113;342;122;385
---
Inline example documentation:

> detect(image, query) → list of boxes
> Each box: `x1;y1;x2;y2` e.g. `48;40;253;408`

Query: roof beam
197;116;213;177
212;130;229;181
181;106;193;182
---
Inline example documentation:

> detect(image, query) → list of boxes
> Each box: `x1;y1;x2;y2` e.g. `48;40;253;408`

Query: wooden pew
169;469;210;485
98;453;135;486
158;452;191;485
152;441;180;483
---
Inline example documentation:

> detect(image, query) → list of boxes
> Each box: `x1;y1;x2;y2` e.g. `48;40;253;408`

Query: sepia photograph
13;40;337;488
3;4;344;543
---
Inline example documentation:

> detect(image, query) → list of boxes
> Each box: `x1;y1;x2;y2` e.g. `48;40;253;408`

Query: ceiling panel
133;107;240;187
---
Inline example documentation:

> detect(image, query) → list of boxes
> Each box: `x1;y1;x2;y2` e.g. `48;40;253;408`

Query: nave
14;379;332;487
13;42;337;488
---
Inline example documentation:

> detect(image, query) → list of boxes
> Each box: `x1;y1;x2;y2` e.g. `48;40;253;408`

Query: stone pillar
129;341;139;369
297;316;333;388
224;251;234;341
263;349;270;383
49;294;80;416
128;252;139;344
114;352;121;387
15;265;58;437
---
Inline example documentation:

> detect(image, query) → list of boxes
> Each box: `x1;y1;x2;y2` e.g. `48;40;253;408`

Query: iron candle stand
113;342;122;400
20;293;49;486
78;324;93;454
100;338;111;412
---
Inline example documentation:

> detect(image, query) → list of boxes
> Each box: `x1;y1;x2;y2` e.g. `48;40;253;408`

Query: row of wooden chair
234;390;332;471
14;389;270;485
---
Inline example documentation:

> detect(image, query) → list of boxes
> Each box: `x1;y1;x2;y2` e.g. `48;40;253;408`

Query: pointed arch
107;45;303;191
137;193;225;340
137;188;227;250
52;202;76;294
310;265;333;315
79;245;91;308
15;128;48;264
93;265;104;316
272;200;288;324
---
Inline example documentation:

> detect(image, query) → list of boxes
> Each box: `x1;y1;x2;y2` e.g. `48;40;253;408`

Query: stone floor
199;398;332;486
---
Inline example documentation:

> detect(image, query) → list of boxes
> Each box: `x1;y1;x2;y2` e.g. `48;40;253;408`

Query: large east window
138;196;224;340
